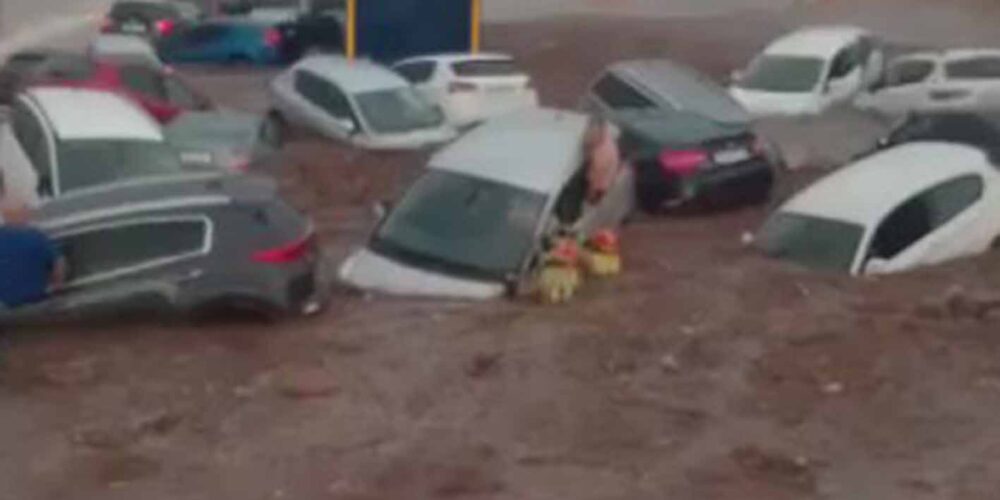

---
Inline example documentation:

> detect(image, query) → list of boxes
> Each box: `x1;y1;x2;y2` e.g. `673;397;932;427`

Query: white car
338;108;636;300
757;142;1000;275
391;53;539;127
87;33;165;69
729;26;884;116
267;56;457;150
856;49;1000;117
0;87;185;206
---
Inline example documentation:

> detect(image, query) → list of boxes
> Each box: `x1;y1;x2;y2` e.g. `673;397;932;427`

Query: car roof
764;25;867;59
24;87;162;141
429;108;588;193
781;143;993;225
394;52;515;66
293;55;405;93
609;59;750;124
36;173;276;229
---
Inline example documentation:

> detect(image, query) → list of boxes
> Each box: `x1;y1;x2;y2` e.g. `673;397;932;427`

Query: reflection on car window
758;212;864;272
592;73;656;110
295;70;356;123
59;219;206;284
946;56;1000;80
57;139;184;193
452;59;521;77
372;170;547;279
886;60;936;87
871;174;983;259
739;55;824;93
354;87;442;134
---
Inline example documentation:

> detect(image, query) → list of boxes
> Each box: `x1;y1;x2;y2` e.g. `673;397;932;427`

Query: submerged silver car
266;55;457;150
338;108;635;300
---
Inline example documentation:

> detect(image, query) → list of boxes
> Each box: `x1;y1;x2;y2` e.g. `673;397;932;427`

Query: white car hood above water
338;248;507;300
729;87;823;117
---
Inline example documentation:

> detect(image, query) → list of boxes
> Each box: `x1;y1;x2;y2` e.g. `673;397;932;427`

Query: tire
261;111;287;149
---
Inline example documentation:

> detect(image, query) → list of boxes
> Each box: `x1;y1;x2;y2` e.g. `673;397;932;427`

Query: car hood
355;125;458;151
338;247;506;300
729;87;822;117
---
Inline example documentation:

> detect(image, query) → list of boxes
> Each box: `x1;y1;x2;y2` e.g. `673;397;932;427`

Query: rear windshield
5;53;47;72
757;212;864;273
592;73;657;110
740;55;825;93
354;87;444;134
38;55;97;81
111;2;179;19
945;56;1000;80
57;139;184;193
452;59;521;77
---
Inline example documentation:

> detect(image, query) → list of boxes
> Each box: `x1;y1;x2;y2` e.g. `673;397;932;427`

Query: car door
41;216;211;316
863;174;987;274
857;57;938;116
291;70;359;140
930;53;1000;112
822;42;865;105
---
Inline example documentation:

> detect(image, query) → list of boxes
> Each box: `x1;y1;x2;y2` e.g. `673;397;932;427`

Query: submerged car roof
429;108;588;193
35;173;277;229
610;59;750;124
25;87;162;141
294;56;405;94
764;25;867;59
781;143;992;225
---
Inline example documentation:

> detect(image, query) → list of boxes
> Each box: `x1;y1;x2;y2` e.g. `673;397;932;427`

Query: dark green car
583;59;781;212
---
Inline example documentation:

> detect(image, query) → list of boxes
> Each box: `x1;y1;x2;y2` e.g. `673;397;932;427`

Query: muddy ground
5;2;1000;499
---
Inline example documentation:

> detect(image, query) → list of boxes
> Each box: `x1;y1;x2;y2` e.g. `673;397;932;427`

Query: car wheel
262;111;287;148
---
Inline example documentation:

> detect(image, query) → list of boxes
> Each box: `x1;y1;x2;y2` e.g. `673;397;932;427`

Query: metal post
470;0;482;53
345;0;356;60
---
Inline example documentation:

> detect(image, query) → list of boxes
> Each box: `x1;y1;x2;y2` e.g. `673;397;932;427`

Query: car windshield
165;114;261;151
354;87;443;134
372;170;547;280
57;139;185;193
740;55;825;93
757;212;865;272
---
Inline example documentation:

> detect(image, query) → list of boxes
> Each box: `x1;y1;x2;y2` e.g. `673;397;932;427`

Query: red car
10;54;212;123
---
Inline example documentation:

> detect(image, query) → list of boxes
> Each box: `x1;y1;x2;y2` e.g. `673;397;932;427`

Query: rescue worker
583;116;622;204
0;198;63;310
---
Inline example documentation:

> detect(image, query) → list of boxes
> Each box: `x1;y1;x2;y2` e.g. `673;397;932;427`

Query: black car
0;51;96;105
1;173;327;323
866;112;1000;160
102;1;190;40
582;59;781;212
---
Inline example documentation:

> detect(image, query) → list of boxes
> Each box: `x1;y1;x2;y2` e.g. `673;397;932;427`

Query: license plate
180;151;213;164
713;147;750;165
122;21;148;33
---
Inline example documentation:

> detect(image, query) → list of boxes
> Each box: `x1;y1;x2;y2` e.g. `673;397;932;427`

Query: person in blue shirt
0;204;63;309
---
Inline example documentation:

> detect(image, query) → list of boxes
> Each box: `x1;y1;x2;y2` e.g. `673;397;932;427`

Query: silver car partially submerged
338;108;635;299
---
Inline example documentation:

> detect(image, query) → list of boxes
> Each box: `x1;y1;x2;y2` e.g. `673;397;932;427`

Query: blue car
157;20;285;65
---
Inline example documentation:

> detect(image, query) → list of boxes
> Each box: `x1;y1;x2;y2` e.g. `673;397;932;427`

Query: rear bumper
636;157;774;209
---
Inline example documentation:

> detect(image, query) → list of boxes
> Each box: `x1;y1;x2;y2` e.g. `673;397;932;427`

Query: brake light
264;28;282;48
659;149;709;176
100;16;114;33
253;232;314;264
448;81;477;93
155;19;176;36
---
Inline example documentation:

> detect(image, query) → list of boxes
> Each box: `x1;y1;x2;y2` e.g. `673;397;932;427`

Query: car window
829;44;861;80
554;168;588;224
885;59;936;87
119;64;166;100
11;101;54;189
758;212;865;272
740;55;825;93
888;114;1000;149
945;56;1000;80
452;59;521;77
56;139;184;193
183;25;229;44
164;76;200;108
591;73;656;110
37;55;97;81
58;218;208;285
870;174;984;259
111;1;179;20
394;61;436;84
295;70;356;121
354;87;442;134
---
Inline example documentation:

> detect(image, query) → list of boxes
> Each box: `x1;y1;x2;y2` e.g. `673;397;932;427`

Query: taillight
253;232;314;264
155;19;176;36
264;28;282;48
448;81;477;93
659;149;709;176
100;16;114;32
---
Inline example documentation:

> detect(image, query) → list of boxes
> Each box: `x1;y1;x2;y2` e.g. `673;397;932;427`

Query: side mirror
729;69;745;85
334;117;357;135
372;199;393;221
865;257;891;275
876;136;890;148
